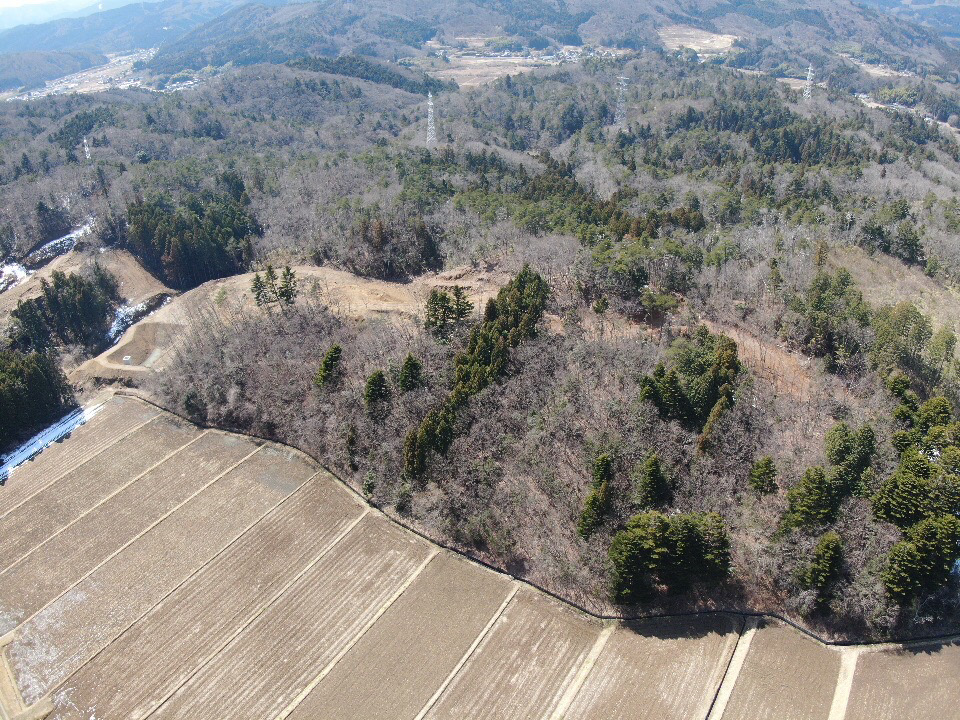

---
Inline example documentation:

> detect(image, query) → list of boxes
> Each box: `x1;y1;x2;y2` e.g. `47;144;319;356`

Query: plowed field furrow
719;622;842;720
845;642;960;720
49;476;365;720
0;396;160;515
0;415;199;575
288;553;514;720
563;616;739;720
8;446;317;706
423;587;602;720
0;432;260;634
147;516;432;720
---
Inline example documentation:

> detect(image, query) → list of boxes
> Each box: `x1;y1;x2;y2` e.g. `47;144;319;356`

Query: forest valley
4;49;960;641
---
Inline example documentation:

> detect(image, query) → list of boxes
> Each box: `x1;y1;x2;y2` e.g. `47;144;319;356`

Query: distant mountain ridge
2;0;960;85
0;49;106;91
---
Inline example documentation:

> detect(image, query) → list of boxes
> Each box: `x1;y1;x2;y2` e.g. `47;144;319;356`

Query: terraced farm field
0;393;957;720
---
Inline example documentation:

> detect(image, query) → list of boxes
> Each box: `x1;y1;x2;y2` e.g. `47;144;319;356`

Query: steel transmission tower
426;92;437;145
615;76;629;126
804;65;814;100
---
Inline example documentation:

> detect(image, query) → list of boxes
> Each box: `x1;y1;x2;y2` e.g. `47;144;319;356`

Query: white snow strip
106;296;171;344
0;262;32;292
0;402;105;484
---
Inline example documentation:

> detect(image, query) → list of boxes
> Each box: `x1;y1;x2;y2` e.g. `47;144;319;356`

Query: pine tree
783;467;839;530
451;285;473;321
425;288;455;338
398;353;423;392
264;265;279;302
883;515;960;604
749;456;778;494
633;453;671;509
364;370;391;408
579;453;614;538
801;531;843;607
314;345;343;388
403;430;426;477
277;266;298;305
251;273;268;307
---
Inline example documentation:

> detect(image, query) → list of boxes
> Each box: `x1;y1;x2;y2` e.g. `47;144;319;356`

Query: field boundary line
115;391;960;649
0;428;211;577
548;621;616;720
136;506;372;720
412;582;520;720
40;468;327;707
827;648;861;720
0;403;161;522
705;616;758;720
274;548;441;720
7;441;264;636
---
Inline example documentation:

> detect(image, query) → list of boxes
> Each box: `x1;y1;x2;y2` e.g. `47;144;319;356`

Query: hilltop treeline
289;55;453;96
126;189;261;290
0;349;71;451
11;266;119;353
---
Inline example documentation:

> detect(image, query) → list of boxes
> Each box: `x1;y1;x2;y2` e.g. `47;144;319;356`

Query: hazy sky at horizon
0;0;60;8
0;0;96;11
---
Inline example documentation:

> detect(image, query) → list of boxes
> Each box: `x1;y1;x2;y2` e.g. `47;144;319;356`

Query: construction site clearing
0;393;957;720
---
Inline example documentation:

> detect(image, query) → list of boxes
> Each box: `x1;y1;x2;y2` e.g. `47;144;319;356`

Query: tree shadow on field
620;613;742;642
899;637;960;657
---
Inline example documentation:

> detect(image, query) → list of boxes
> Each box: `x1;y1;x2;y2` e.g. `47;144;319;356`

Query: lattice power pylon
426;92;437;145
804;65;814;100
615;76;629;126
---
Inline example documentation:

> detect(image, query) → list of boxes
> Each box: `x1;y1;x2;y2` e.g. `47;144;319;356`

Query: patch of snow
23;218;94;268
106;295;172;344
108;302;149;342
0;402;104;485
0;261;32;292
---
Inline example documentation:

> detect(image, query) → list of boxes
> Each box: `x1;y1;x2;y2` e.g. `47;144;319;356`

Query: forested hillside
3;27;960;641
0;50;106;92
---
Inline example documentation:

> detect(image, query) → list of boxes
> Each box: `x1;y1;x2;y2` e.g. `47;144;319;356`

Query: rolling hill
3;0;960;85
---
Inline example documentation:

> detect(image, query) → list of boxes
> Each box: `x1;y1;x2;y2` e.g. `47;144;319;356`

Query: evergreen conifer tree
398;354;423;392
314;345;343;388
277;266;298;305
364;370;391;408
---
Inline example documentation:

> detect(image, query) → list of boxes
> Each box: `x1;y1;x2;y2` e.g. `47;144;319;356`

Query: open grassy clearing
0;248;169;320
656;25;738;54
74;265;509;384
834;246;960;334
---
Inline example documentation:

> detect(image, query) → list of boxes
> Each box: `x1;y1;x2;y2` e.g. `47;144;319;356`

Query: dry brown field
717;620;842;720
0;395;159;515
0;394;957;720
845;640;960;720
564;615;740;720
